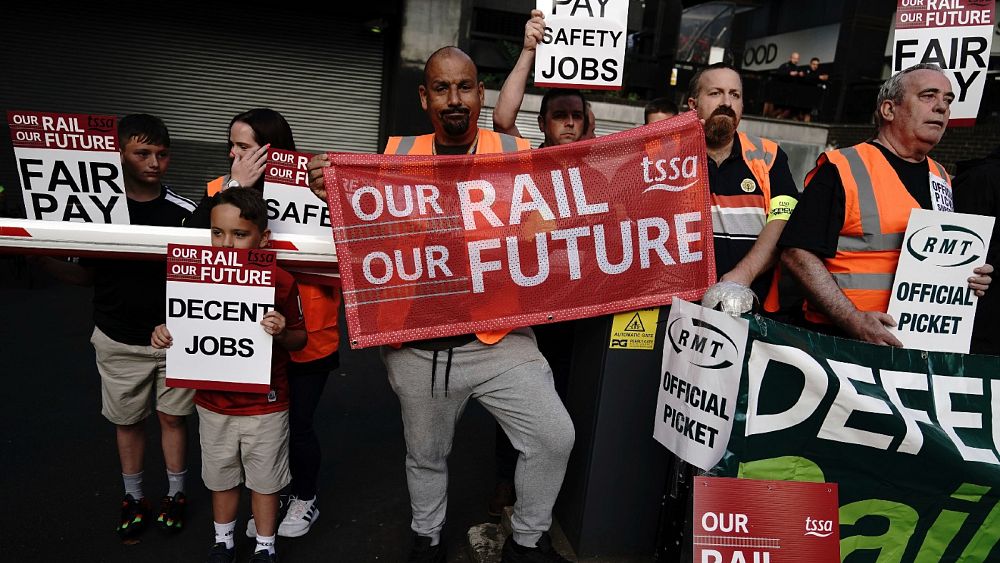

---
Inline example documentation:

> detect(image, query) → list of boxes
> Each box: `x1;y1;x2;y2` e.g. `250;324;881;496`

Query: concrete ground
0;259;654;562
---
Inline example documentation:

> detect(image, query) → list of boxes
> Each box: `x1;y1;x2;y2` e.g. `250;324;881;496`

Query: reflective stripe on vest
385;130;530;156
835;146;905;253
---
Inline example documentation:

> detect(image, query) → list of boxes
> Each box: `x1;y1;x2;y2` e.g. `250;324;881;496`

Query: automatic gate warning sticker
608;308;660;350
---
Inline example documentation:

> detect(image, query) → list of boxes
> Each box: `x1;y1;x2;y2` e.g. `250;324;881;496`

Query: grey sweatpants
382;328;575;547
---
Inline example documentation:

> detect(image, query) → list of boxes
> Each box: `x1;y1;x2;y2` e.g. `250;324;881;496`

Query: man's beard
440;110;471;136
704;106;737;148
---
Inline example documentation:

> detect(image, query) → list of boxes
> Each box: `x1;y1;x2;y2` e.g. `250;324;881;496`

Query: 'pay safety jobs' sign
165;244;277;393
8;110;129;224
534;0;629;90
887;209;994;353
891;0;995;126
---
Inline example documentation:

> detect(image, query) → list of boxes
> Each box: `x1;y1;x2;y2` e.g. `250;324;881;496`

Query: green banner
713;316;1000;562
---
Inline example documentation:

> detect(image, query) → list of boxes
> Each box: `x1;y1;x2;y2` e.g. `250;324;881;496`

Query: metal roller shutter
0;6;385;203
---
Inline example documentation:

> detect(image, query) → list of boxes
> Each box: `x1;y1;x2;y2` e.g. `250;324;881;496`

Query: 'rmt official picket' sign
887;209;994;353
264;148;333;238
892;0;994;126
8;110;129;224
534;0;629;90
165;244;277;393
324;112;713;348
693;477;841;563
654;298;746;471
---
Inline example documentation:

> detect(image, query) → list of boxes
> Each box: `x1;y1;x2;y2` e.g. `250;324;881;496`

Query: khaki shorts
197;406;290;494
92;326;194;425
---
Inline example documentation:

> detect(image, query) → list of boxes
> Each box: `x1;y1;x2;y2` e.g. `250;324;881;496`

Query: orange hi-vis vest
204;176;341;362
384;129;531;345
735;131;778;202
798;143;951;325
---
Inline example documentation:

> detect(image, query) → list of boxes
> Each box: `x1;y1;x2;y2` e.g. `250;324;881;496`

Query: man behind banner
309;47;575;563
688;63;800;315
774;63;993;345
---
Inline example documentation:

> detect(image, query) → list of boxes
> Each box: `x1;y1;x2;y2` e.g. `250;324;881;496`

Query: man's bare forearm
780;247;856;328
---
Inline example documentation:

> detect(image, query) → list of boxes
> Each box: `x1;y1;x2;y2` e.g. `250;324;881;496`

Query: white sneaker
277;496;319;538
246;516;257;538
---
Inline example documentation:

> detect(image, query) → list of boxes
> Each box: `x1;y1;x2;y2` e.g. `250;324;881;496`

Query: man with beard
773;64;992;344
308;46;575;563
688;63;800;310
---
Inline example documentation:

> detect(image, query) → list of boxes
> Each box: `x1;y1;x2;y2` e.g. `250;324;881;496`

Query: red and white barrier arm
0;218;338;271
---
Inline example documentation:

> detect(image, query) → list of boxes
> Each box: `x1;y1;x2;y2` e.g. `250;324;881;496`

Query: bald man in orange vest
309;47;573;563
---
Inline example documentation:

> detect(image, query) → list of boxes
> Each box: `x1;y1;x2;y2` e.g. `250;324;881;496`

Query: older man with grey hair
767;63;993;344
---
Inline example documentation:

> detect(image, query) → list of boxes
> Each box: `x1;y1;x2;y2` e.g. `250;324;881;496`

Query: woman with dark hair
186;108;339;559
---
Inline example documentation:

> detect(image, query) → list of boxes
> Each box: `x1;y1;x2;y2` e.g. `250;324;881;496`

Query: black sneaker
156;492;186;532
408;533;446;563
116;494;150;541
248;548;277;562
500;533;571;562
206;542;235;563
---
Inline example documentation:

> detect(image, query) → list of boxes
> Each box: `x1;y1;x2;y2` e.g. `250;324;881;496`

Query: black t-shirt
779;141;935;258
85;187;195;345
709;135;799;301
434;141;474;155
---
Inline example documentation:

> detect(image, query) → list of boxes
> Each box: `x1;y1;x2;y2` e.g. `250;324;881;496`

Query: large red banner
324;112;714;348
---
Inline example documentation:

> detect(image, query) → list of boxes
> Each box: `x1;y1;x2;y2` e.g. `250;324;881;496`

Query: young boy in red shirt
152;188;306;563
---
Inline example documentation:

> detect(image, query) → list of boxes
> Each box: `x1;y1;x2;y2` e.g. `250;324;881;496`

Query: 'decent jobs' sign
165;244;276;393
534;0;629;90
8;110;129;224
263;148;334;238
887;209;994;353
892;0;994;126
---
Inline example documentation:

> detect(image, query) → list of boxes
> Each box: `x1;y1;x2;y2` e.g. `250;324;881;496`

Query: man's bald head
424;46;478;86
419;46;484;145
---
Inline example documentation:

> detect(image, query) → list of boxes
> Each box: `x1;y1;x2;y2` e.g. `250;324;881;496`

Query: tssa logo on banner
641;154;699;193
905;224;986;267
666;315;739;369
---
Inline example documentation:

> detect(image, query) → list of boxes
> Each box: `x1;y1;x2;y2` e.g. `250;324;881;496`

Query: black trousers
287;352;338;499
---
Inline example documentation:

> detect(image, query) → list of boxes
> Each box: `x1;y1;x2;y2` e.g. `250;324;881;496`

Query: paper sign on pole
887;209;994;353
693;477;841;563
653;298;746;471
891;0;994;127
8;110;129;223
165;244;276;393
534;0;629;90
264;148;332;238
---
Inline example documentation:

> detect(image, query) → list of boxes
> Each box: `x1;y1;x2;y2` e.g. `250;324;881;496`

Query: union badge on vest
740;178;757;193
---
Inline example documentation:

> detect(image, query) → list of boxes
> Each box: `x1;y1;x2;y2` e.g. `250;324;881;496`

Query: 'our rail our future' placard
8;110;129;224
165;244;277;393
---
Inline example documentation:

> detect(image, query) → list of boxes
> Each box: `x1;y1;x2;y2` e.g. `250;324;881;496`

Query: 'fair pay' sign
534;0;629;90
892;0;994;126
165;244;277;393
8;110;129;224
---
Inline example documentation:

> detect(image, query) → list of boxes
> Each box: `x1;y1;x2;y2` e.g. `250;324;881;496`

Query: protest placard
533;0;629;90
693;477;841;563
892;0;994;126
886;209;994;353
165;244;276;393
8;110;129;223
264;148;333;238
324;112;714;348
653;298;746;471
